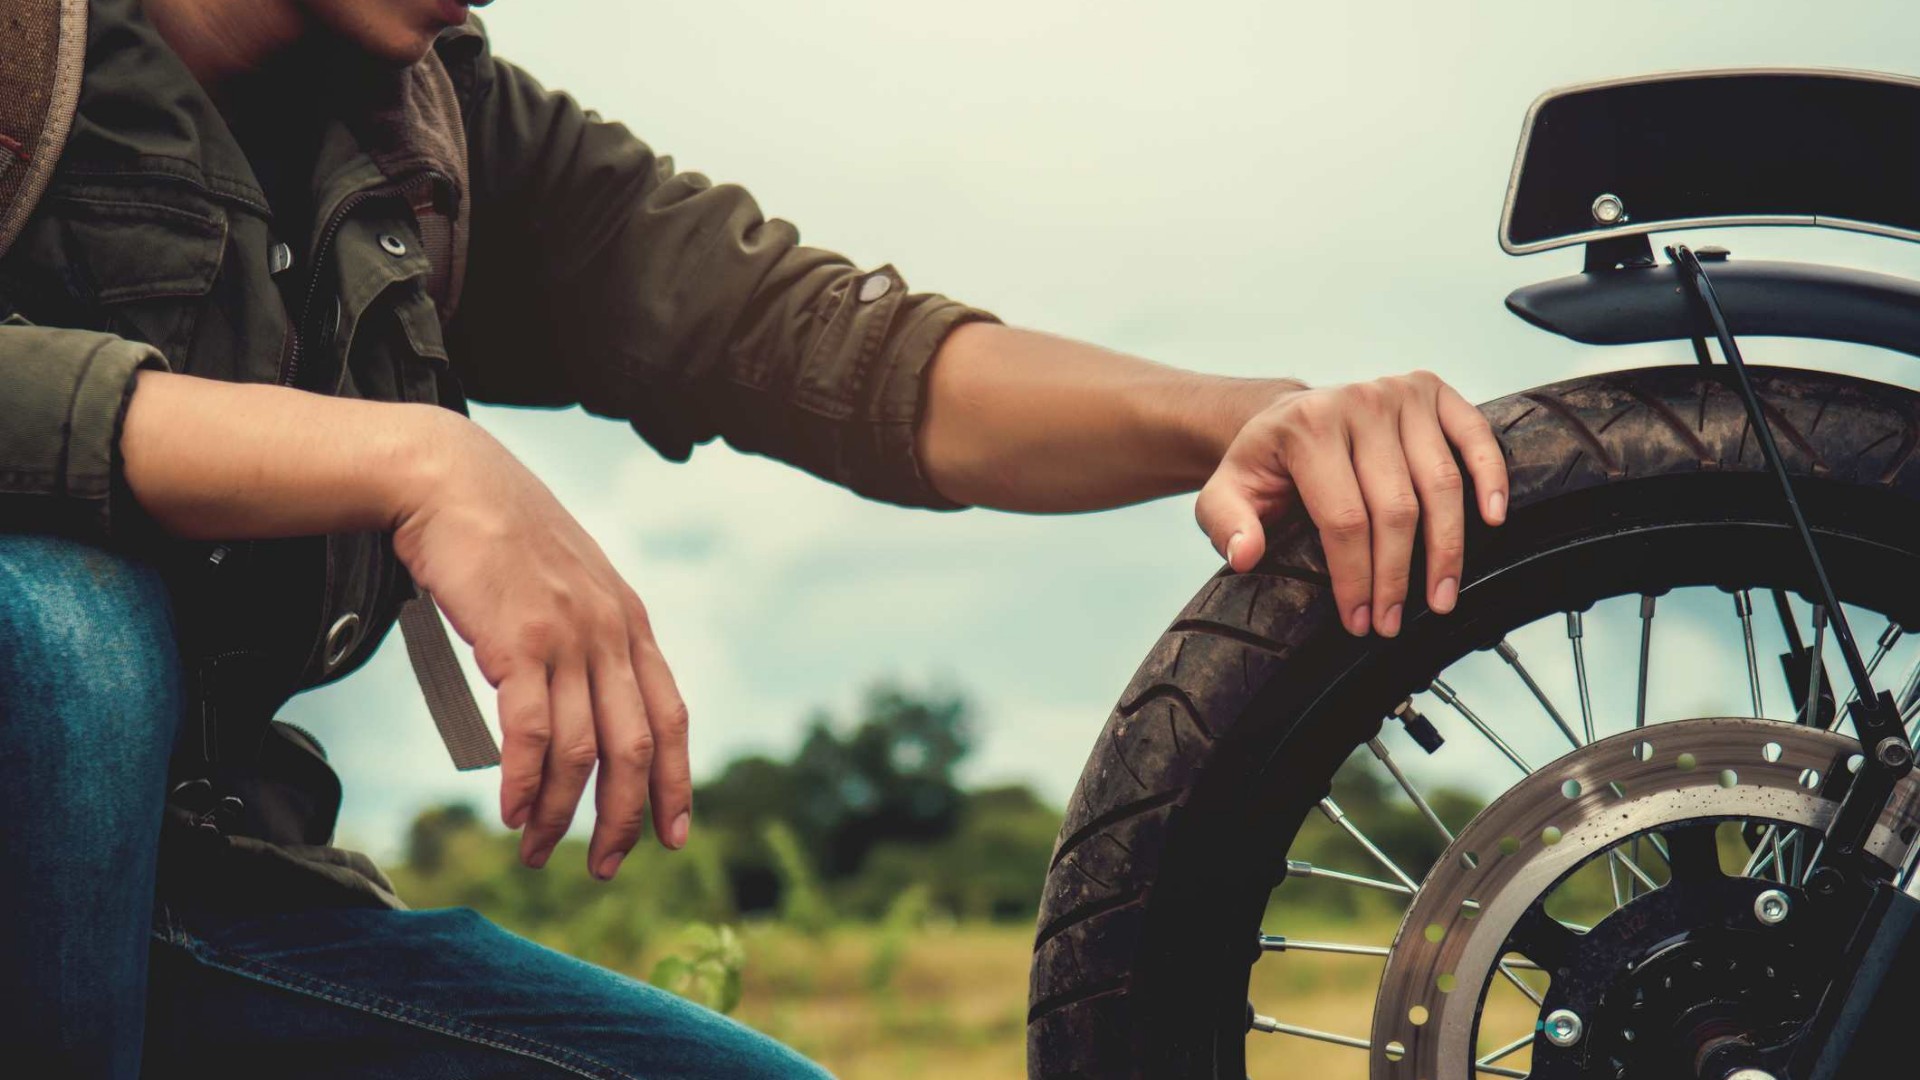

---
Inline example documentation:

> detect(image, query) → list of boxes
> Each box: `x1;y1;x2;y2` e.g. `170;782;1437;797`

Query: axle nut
1876;737;1913;769
1753;888;1790;926
1543;1008;1584;1047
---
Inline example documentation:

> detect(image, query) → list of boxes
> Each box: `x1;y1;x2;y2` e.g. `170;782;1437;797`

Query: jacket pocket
54;195;228;302
33;191;229;362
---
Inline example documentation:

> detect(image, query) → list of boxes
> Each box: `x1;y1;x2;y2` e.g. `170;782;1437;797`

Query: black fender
1506;259;1920;360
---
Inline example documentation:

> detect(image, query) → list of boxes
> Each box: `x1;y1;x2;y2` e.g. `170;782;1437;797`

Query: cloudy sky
289;0;1920;857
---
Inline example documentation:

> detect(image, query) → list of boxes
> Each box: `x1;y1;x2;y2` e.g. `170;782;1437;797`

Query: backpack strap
388;48;498;771
0;0;87;260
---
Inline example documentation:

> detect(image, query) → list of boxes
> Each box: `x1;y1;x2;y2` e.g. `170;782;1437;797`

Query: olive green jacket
0;0;992;908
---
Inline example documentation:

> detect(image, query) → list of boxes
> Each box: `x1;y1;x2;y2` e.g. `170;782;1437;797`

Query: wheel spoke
1496;638;1583;751
1566;613;1599;744
1840;622;1901;715
1895;651;1920;722
1318;798;1418;891
1631;595;1657;899
1806;604;1829;727
1575;612;1630;909
1497;962;1546;1006
1735;590;1766;719
1368;737;1454;845
1430;679;1533;775
1259;935;1389;958
1609;846;1661;894
1285;859;1413;898
1742;824;1794;882
1479;1033;1535;1066
1634;594;1657;729
1250;1016;1370;1050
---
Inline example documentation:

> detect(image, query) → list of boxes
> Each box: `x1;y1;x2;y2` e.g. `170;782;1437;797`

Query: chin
365;25;443;64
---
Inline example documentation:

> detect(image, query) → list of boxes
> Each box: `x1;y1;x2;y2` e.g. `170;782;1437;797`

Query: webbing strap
0;0;87;260
395;49;484;770
398;589;501;771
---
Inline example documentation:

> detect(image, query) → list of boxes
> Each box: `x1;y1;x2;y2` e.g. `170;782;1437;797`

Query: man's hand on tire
1194;371;1510;638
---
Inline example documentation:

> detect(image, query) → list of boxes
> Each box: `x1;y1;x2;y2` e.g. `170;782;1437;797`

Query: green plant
763;820;833;936
865;883;932;992
648;923;746;1015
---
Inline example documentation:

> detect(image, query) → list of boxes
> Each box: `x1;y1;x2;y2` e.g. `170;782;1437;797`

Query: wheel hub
1366;717;1920;1080
1535;876;1819;1076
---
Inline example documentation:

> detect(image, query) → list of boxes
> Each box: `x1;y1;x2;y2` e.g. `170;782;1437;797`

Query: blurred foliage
866;883;933;993
382;681;1779;1077
388;680;1061;964
649;923;747;1014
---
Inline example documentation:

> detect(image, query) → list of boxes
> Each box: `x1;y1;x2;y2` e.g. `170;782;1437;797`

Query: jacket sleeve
0;318;168;538
442;42;996;510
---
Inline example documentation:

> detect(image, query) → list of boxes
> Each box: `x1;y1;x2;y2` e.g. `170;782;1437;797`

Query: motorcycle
1027;68;1920;1080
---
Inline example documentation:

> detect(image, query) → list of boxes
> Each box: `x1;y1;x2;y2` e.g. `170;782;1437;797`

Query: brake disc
1368;717;1920;1080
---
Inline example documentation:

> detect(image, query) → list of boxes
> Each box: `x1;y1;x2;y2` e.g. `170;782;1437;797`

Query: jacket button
378;234;409;257
324;612;363;671
857;273;892;303
269;242;294;276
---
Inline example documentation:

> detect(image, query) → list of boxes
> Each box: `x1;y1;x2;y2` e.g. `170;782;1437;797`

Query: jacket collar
67;0;471;218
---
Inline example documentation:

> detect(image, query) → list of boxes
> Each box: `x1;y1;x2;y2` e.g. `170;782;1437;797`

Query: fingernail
1488;491;1507;523
1434;577;1459;613
670;811;690;850
1349;604;1371;636
526;846;551;870
1225;532;1244;569
1382;604;1403;636
596;850;626;881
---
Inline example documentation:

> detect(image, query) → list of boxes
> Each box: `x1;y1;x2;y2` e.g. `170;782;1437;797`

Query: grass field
628;917;1541;1079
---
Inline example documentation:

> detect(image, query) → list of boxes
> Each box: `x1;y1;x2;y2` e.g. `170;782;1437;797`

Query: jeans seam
167;931;639;1080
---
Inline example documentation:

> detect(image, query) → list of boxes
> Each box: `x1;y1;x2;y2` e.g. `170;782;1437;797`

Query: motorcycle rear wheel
1027;365;1920;1079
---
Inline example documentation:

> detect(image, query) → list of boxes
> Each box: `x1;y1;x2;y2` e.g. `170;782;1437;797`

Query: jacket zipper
278;171;444;389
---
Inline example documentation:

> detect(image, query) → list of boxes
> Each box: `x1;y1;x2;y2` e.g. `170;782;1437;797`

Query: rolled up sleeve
444;43;997;509
0;320;168;538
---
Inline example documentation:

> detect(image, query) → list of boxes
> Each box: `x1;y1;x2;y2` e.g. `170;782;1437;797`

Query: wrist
1169;376;1306;476
379;404;474;532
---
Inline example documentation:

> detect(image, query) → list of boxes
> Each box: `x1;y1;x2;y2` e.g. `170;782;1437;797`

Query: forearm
918;323;1301;512
121;371;454;539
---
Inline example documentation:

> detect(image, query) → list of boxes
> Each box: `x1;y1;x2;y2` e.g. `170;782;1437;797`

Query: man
0;0;1508;1075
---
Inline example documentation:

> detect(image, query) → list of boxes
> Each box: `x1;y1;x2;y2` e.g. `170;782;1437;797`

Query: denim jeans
0;534;828;1079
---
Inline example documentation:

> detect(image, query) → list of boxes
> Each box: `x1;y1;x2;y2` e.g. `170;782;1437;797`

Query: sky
287;0;1920;857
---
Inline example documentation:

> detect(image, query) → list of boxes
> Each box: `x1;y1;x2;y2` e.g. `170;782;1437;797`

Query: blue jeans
0;535;828;1079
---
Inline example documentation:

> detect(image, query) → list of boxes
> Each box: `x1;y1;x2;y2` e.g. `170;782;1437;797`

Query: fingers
585;647;653;881
1194;460;1277;572
496;665;550;830
1349;413;1420;637
1215;374;1504;638
1399;403;1467;615
1287;435;1373;635
632;625;693;852
519;658;593;870
1437;384;1508;526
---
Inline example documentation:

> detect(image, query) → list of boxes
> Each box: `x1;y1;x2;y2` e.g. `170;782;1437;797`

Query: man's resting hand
123;373;687;880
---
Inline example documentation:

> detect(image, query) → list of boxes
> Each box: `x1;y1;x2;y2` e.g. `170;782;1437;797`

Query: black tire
1026;364;1920;1079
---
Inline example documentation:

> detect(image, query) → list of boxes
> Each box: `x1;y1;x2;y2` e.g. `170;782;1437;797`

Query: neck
142;0;310;88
